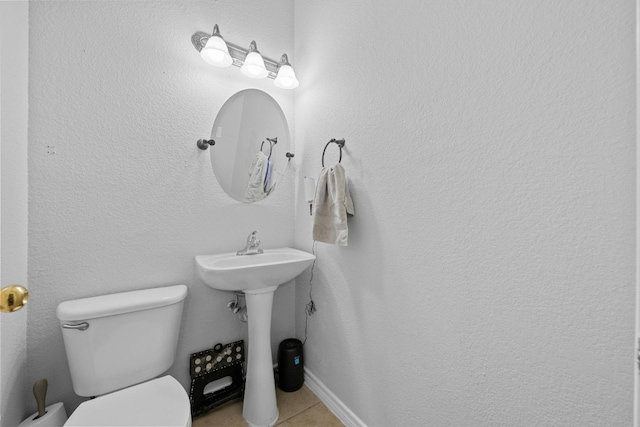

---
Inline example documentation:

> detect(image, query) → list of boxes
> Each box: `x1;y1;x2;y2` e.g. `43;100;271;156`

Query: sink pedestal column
243;286;279;427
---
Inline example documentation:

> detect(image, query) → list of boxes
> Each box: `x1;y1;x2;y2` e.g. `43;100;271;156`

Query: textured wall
27;0;295;415
294;1;636;426
1;2;29;426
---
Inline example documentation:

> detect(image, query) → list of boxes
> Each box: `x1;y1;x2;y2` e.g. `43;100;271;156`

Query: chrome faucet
237;230;264;256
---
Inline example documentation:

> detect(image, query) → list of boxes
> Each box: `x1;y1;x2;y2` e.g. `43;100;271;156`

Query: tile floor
192;385;344;427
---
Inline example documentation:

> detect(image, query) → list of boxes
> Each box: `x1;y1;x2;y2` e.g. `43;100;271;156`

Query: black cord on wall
302;240;317;345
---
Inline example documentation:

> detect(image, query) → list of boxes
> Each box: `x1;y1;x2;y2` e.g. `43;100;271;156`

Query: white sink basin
195;247;315;292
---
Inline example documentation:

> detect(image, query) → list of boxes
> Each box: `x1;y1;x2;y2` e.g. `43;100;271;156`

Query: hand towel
312;163;355;246
244;152;269;202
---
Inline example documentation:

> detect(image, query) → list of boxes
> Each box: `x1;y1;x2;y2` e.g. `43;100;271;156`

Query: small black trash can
277;338;304;392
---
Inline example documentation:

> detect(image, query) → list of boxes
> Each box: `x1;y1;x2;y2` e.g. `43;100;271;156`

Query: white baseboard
303;368;367;427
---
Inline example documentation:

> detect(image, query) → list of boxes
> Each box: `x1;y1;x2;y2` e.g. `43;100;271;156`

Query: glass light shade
200;35;232;67
240;51;268;79
274;64;299;89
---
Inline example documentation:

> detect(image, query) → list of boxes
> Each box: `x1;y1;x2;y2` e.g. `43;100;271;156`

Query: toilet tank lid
56;285;187;322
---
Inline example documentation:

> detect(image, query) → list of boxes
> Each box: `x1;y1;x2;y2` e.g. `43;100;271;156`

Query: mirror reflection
210;89;290;203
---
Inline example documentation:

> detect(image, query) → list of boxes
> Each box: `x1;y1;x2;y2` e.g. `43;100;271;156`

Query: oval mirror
210;89;290;203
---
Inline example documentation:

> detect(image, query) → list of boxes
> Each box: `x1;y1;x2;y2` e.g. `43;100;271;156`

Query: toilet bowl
57;285;191;427
65;376;190;427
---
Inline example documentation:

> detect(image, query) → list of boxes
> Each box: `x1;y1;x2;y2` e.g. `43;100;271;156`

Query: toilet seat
65;376;191;427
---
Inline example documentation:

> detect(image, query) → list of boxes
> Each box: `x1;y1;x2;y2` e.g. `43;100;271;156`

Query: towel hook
197;139;215;150
321;138;345;167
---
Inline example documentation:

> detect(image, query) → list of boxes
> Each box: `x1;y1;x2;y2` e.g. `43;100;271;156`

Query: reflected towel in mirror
264;159;273;193
244;152;269;202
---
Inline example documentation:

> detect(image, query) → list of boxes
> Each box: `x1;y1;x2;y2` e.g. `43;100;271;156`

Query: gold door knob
0;285;29;313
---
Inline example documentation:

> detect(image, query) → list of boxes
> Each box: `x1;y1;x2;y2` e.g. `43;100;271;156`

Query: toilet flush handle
62;322;89;331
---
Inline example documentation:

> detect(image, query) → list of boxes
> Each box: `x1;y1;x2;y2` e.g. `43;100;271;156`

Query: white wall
27;0;295;415
294;1;636;426
0;1;29;426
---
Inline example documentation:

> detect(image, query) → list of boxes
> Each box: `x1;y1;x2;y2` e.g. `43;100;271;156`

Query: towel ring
321;138;346;167
260;137;278;160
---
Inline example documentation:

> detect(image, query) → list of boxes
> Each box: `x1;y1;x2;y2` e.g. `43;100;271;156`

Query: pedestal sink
195;247;315;427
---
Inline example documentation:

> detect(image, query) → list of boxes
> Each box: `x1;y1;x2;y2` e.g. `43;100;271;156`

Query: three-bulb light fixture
192;25;299;89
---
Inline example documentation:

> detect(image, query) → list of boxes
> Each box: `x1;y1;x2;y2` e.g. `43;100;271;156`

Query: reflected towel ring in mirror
260;137;278;160
321;138;346;167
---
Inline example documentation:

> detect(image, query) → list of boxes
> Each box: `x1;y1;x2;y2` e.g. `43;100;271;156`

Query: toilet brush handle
33;379;48;418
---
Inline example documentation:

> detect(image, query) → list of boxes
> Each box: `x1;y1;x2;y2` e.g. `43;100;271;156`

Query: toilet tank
56;285;188;397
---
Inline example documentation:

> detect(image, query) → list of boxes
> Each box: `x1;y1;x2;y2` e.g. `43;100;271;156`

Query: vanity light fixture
200;25;233;67
274;54;299;89
240;41;269;79
191;25;299;89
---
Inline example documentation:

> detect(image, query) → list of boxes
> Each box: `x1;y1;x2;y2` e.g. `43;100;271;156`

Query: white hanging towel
312;163;355;246
244;152;269;202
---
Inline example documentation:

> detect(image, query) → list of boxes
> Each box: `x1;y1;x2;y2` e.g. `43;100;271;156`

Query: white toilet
56;284;191;427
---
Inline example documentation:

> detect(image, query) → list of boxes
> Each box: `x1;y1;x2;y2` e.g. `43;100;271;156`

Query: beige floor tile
275;385;321;423
192;399;247;427
193;385;322;427
279;403;344;427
